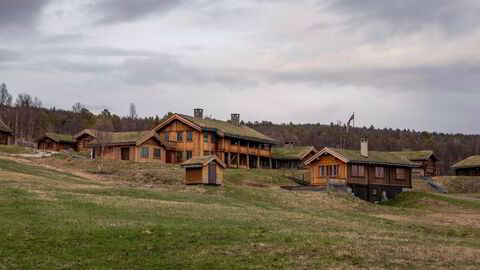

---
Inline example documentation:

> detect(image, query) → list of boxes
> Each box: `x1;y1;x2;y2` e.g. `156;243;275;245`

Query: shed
451;155;480;176
0;119;14;145
181;155;227;185
36;133;77;151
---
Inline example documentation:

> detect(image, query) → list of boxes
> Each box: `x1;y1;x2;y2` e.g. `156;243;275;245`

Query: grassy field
0;145;36;155
0;157;479;269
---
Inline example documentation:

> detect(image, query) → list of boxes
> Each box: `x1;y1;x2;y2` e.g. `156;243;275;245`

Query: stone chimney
194;108;203;118
231;113;240;125
360;138;368;158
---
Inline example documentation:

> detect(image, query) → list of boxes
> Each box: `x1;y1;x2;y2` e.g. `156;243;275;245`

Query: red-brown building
36;133;77;151
0;119;14;145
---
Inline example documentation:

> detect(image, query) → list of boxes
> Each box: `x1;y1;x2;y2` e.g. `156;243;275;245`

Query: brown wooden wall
38;138;76;151
0;131;13;145
77;134;94;152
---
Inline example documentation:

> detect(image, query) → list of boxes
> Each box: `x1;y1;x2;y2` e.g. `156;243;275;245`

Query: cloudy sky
1;0;479;133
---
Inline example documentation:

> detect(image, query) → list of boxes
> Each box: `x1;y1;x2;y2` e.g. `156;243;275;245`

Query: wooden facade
36;133;77;151
181;155;226;185
305;147;415;203
153;110;277;168
74;129;96;152
0;119;14;145
392;150;437;177
90;132;166;163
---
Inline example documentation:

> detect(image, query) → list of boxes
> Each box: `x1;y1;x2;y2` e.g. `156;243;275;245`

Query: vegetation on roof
328;148;417;166
91;131;151;145
177;114;276;143
0;119;12;133
181;155;226;167
43;133;76;143
451;155;480;168
390;150;434;161
272;146;315;160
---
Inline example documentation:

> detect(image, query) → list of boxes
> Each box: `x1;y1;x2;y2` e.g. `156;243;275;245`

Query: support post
236;153;239;168
247;142;250;169
269;158;272;169
228;152;231;167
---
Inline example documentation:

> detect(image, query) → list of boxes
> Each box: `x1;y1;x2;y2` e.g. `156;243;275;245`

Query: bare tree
0;83;12;106
72;102;85;133
128;103;137;131
94;115;114;173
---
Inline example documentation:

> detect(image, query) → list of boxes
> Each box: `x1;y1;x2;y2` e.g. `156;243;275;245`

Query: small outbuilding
451;155;480;176
391;150;438;177
181;155;226;185
36;133;77;151
272;145;317;169
74;129;97;152
0;119;14;145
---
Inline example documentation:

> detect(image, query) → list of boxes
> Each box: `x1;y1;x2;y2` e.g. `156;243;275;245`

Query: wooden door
121;148;130;160
166;150;172;163
208;163;216;184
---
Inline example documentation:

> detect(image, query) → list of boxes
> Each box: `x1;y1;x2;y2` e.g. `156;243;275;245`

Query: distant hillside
247;121;480;175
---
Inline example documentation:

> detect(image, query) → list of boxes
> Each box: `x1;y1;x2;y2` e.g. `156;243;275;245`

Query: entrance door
166;150;172;163
121;147;130;160
208;163;217;184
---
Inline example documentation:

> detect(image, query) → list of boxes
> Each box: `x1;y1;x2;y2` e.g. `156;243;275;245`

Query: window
396;168;405;179
203;151;209;156
176;151;183;162
371;188;377;195
211;133;216;143
186;151;192;160
319;166;325;176
154;148;161;159
375;167;384;178
176;132;183;142
352;165;365;177
140;147;149;158
187;131;193;141
203;133;208;142
164;132;169;141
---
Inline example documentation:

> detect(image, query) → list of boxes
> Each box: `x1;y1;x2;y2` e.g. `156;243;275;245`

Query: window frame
154;148;161;159
187;131;193;141
203;133;208;143
203;150;209;156
396;168;406;180
140;147;149;158
375;166;385;178
176;132;183;142
352;165;365;177
176;151;183;162
186;151;192;160
164;132;169;141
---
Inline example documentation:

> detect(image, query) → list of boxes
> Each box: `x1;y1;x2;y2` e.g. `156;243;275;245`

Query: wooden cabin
181;155;226;185
0;119;14;145
391;150;438;177
272;145;317;169
88;131;169;162
74;129;97;152
153;109;277;168
304;140;416;203
36;133;77;151
451;155;480;176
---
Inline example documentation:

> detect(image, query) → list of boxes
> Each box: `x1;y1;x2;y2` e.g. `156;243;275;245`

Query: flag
346;113;354;133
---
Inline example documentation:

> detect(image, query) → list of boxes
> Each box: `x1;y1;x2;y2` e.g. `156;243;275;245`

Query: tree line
1;83;478;174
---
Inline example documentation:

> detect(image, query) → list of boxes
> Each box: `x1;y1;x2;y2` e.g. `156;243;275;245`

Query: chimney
360;139;368;158
194;108;203;118
231;113;240;125
284;141;294;148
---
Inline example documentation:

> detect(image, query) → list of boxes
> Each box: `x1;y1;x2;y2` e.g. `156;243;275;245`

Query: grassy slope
0;158;480;269
0;145;36;154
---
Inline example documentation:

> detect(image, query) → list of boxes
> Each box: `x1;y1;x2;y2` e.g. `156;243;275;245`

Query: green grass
0;145;36;154
383;191;480;209
1;158;480;269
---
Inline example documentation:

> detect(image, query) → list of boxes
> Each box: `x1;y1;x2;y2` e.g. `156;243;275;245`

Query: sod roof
272;146;316;160
181;155;227;168
390;150;436;161
451;155;480;169
176;114;277;144
0;119;12;133
38;133;76;143
90;131;152;145
305;147;417;167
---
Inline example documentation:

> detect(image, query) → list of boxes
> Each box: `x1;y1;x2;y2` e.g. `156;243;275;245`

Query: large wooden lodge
152;109;277;168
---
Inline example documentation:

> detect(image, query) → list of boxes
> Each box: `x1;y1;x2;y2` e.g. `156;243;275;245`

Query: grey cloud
44;46;158;57
0;0;51;30
90;0;186;24
271;64;480;94
0;49;21;62
329;0;480;36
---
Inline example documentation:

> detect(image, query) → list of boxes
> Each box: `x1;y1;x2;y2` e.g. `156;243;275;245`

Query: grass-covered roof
390;150;436;161
0;119;12;133
90;131;151;145
39;133;76;143
451;155;480;169
272;146;316;160
181;155;227;168
306;148;417;167
177;114;276;144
